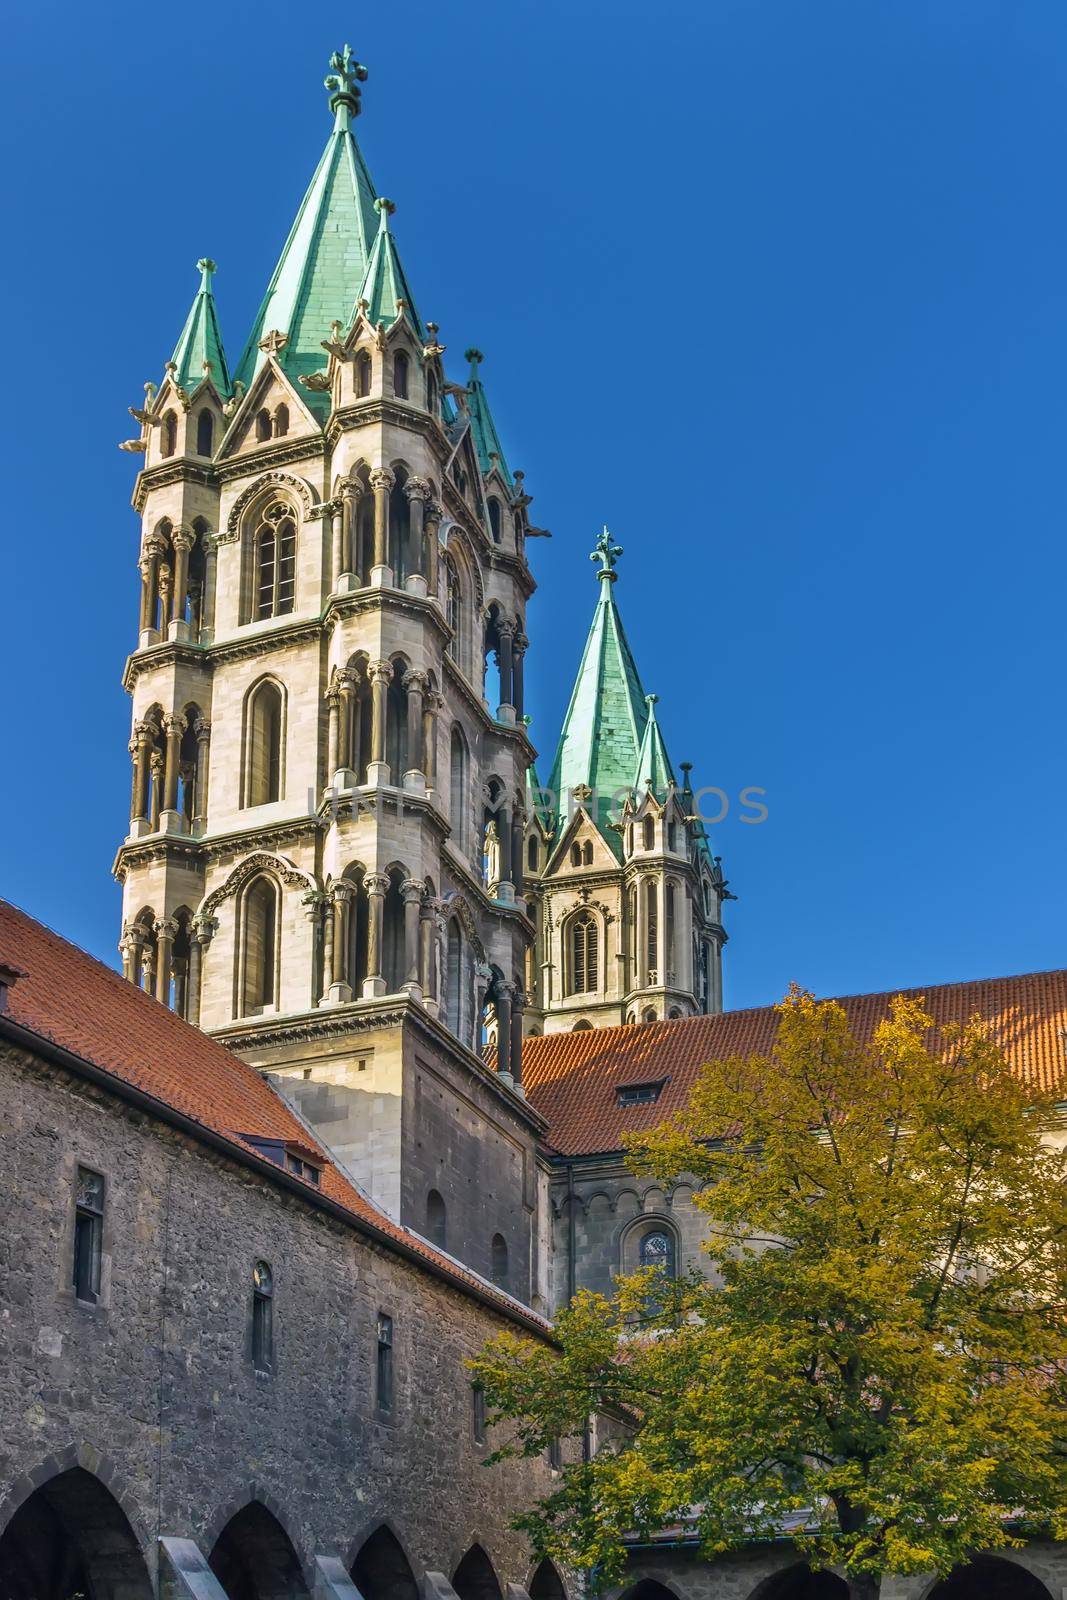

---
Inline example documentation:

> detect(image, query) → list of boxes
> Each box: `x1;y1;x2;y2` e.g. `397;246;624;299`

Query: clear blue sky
3;0;1067;1010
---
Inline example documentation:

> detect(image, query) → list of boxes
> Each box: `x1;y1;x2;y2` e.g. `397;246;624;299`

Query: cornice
113;812;326;882
322;584;451;642
112;831;205;881
122;639;210;691
325;399;444;454
215;434;326;484
132;459;216;512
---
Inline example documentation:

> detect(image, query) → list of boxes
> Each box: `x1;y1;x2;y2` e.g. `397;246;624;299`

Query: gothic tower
114;49;548;1303
524;531;730;1034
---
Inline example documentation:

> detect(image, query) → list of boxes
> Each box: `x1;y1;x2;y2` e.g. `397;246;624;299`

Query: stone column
326;680;342;783
424;499;442;602
139;935;155;995
363;872;389;997
339;479;364;589
155;918;177;1005
193;718;210;831
510;988;525;1093
119;926;141;983
161;714;186;832
403;477;428;596
402;669;426;789
498;801;513;890
201;535;218;642
138;535;165;642
473;963;491;1053
420;895;438;1014
149;751;163;832
320;896;335;1008
337;669;358;786
370;467;394;585
169;527;194;638
513;632;528;718
327;881;355;1003
330;496;345;589
422;690;441;791
187;915;216;1024
129;722;153;829
496;620;515;713
510;808;525;896
368;660;392;785
401;878;424;995
495;982;514;1083
157;563;172;634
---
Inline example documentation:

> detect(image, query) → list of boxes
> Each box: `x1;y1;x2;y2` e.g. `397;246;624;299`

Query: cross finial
325;44;368;124
590;525;623;582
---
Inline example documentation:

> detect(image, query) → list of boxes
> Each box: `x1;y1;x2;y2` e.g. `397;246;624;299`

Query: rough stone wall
0;1042;558;1588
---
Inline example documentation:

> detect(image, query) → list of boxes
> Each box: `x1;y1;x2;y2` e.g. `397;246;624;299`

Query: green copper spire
233;46;379;404
170;258;231;394
466;349;513;485
547;531;650;854
634;692;675;799
356;198;424;336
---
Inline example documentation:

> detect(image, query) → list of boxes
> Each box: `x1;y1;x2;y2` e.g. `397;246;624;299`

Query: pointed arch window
581;840;594;866
255;501;296;620
490;1232;509;1291
196;409;214;456
426;1189;447;1249
570;842;581;868
666;881;676;981
445;556;462;663
643;815;655;850
240;875;279;1016
449;725;467;850
161;410;178;458
645;878;658;980
273;403;289;438
568;910;598;995
244;679;284;807
356;351;372;398
393;350;409;399
487;497;502;543
255;408;272;441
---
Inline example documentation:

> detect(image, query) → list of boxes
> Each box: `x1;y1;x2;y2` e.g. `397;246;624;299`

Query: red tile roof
522;971;1067;1157
0;899;548;1331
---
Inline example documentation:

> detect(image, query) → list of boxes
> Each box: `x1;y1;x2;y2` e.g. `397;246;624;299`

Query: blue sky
3;0;1067;1010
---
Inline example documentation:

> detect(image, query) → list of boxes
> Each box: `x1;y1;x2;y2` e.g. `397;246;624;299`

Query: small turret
170;258;231;396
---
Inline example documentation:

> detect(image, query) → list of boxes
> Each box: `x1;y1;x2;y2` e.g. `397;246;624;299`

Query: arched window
447;920;463;1036
196;409;214;456
426;1189;447;1249
667;819;679;852
570;842;581;868
645;878;658;978
487;497;502;543
572;1019;593;1031
356;351;372;398
568;910;598;995
527;836;539;872
490;1232;509;1291
449;726;467;850
639;1227;676;1277
393;350;409;399
626;823;634;856
426;370;438;415
254;501;296;619
255;408;271;441
245;679;283;806
581;840;593;866
666;881;676;979
445;555;462;663
251;1259;274;1369
273;402;289;438
240;876;278;1015
161;410;178;458
641;1007;656;1023
643;815;655;850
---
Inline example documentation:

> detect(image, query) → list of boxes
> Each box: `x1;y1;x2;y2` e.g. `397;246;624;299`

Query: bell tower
524;532;730;1034
114;48;549;1303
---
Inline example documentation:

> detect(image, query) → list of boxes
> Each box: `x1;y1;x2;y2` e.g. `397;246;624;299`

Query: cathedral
0;44;1064;1600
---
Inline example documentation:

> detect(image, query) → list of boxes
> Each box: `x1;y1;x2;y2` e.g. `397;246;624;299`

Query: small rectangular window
616;1079;666;1108
376;1313;394;1414
73;1166;104;1303
472;1382;486;1444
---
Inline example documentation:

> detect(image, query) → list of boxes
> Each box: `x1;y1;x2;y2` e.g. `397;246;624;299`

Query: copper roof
523;970;1067;1157
0;899;548;1331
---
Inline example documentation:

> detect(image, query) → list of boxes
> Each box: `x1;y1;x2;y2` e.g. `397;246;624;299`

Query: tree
471;990;1067;1600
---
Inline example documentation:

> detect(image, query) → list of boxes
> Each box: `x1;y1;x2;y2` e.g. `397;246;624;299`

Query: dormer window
616;1077;668;1108
240;1135;324;1186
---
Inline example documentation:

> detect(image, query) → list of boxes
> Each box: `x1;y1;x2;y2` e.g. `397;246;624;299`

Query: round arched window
639;1228;675;1276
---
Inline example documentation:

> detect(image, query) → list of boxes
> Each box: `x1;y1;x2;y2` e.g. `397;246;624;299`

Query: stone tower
114;48;549;1303
524;531;730;1034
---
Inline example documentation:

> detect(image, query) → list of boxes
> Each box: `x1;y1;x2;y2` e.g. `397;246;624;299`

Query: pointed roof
547;529;650;853
356;198;424;337
170;259;231;394
466;350;513;486
233;46;379;403
634;693;675;799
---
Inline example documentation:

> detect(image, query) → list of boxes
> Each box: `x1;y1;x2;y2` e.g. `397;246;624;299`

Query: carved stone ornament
199;852;318;917
223;472;317;542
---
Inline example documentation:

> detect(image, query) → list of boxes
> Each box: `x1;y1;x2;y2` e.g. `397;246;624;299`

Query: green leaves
471;989;1067;1591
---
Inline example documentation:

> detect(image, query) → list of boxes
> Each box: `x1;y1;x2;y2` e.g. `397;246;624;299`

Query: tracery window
639;1228;676;1277
255;501;296;619
568;910;598;995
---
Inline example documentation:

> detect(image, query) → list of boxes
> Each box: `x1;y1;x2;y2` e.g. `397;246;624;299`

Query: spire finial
590;525;623;583
325;44;368;127
645;693;659;711
197;258;217;291
375;196;396;230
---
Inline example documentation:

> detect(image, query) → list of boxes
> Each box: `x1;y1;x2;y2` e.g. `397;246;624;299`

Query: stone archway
209;1501;310;1600
0;1465;153;1600
453;1545;503;1600
351;1525;419;1600
750;1569;849;1600
926;1556;1052;1599
529;1558;567;1600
